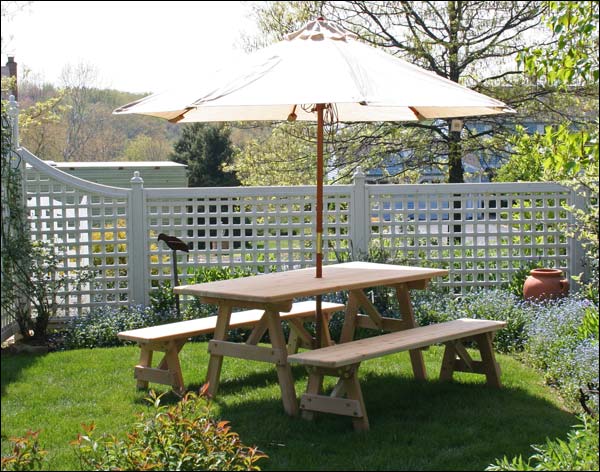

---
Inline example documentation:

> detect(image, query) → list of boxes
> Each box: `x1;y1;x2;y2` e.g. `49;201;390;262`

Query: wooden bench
117;300;345;394
287;318;506;431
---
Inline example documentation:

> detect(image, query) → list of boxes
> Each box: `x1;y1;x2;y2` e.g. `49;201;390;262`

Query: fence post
568;187;587;288
8;95;19;150
129;171;149;306
350;166;369;259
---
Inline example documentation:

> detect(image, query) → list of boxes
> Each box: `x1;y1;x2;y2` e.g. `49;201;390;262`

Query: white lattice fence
367;182;573;291
21;149;132;315
3;147;585;330
145;186;352;294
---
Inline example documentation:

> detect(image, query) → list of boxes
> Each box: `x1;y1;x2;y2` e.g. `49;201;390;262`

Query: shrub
452;290;530;353
72;389;267;471
524;297;599;408
61;304;179;350
411;288;529;353
1;430;47;471
180;266;254;320
486;414;599;471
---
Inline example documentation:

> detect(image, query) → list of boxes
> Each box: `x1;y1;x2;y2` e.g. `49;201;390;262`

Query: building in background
43;161;188;188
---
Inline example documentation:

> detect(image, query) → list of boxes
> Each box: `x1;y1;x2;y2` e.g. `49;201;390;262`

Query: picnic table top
173;261;448;304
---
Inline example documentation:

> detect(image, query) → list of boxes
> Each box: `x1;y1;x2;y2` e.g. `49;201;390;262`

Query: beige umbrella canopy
115;17;512;343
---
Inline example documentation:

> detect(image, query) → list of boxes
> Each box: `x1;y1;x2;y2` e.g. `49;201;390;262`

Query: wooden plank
200;297;294;312
174;262;447;304
300;394;363;418
118;300;344;343
134;366;174;386
208;340;286;365
288;319;506;368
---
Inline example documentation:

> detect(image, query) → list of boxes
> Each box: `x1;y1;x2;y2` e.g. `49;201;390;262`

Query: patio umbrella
114;17;513;344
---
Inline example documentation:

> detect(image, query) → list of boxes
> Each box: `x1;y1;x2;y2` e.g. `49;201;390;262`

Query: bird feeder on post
157;233;189;315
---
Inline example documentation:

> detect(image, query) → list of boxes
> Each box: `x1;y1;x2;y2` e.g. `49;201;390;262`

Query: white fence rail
7;147;582;326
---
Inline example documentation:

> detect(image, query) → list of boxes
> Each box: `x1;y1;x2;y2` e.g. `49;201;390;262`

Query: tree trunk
448;128;464;183
447;1;465;184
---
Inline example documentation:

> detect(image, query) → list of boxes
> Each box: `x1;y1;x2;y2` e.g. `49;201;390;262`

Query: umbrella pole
172;249;181;316
315;104;324;347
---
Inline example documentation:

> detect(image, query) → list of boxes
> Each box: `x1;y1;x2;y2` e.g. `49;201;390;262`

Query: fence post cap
130;171;144;185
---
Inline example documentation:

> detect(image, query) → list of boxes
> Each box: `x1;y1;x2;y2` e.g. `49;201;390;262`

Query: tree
513;0;598;300
119;134;172;161
238;1;553;183
170;123;240;187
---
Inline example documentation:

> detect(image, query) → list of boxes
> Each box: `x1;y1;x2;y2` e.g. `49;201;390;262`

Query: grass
1;343;576;471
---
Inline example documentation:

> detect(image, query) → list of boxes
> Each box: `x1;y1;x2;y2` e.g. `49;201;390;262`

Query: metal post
158;234;189;315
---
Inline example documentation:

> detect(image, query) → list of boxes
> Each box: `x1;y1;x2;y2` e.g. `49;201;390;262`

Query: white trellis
14;149;583;312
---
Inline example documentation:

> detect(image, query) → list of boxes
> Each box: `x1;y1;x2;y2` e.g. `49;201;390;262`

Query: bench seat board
288;318;506;368
118;300;344;343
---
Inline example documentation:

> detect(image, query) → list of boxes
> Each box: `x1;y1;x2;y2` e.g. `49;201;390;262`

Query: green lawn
1;343;575;471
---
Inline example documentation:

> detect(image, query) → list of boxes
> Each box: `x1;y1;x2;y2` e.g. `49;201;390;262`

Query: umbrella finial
285;18;357;42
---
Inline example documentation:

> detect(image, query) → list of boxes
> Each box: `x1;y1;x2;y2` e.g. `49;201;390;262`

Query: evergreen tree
170;123;240;187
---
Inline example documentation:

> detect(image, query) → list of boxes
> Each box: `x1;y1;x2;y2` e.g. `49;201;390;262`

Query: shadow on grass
216;373;576;471
0;351;44;397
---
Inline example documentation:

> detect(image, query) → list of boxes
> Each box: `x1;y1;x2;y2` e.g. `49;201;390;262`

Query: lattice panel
146;187;351;289
24;162;130;315
368;184;572;292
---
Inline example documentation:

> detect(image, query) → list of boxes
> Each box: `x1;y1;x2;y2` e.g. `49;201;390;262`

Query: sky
1;1;257;94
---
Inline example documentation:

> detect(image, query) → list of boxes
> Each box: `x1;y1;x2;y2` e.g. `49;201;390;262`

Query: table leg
395;284;427;380
266;309;299;416
340;291;360;343
205;303;233;397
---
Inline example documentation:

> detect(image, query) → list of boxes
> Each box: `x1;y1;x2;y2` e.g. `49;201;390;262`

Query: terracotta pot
523;268;569;301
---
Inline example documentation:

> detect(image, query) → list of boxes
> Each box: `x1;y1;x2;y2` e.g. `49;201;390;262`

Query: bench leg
134;340;186;394
136;347;154;389
299;365;368;431
440;336;502;388
163;340;185;395
343;369;370;431
301;370;324;421
440;342;458;382
474;332;502;388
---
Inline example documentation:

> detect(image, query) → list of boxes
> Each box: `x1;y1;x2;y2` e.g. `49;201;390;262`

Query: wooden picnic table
173;261;448;416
